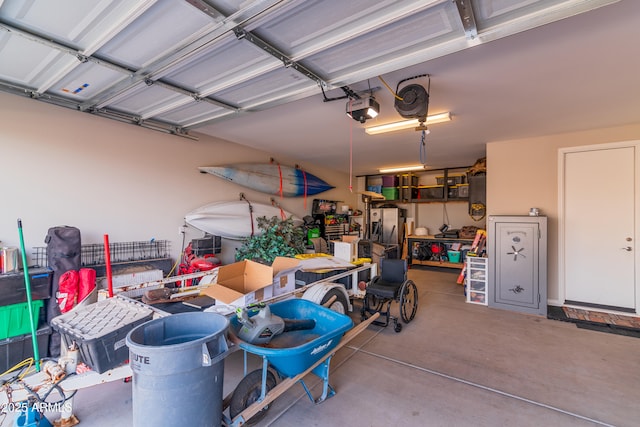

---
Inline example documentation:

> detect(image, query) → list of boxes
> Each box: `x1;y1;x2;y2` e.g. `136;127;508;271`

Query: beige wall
413;202;485;235
4;88;639;301
487;123;640;303
0;92;357;266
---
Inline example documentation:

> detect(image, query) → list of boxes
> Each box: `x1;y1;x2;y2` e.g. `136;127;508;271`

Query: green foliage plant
235;216;306;264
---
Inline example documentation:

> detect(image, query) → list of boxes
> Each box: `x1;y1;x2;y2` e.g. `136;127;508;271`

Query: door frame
558;140;640;314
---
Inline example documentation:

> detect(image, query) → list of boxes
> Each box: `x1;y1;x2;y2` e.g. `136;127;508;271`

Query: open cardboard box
202;257;301;307
202;260;273;307
271;257;301;296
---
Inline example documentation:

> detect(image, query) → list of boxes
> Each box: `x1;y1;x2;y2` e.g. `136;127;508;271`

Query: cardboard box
372;243;386;271
333;236;360;262
271;257;300;296
341;235;359;244
203;260;273;307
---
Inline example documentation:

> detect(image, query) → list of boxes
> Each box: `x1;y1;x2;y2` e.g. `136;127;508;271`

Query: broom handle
17;219;40;371
104;234;114;298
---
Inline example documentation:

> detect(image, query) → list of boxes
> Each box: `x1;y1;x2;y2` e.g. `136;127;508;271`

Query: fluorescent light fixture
365;112;451;135
378;165;428;173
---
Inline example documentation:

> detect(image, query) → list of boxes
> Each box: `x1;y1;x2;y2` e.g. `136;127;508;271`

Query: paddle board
185;200;301;240
198;163;334;197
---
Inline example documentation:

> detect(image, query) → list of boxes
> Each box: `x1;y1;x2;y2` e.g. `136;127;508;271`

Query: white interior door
561;144;637;311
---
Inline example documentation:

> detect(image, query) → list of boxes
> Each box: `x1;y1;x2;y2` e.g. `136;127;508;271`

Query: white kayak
185;200;301;240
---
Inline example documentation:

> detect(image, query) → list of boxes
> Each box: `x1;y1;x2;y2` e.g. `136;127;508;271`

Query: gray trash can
126;312;229;427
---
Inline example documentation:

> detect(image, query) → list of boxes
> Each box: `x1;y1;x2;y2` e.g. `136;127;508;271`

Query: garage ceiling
1;0;638;175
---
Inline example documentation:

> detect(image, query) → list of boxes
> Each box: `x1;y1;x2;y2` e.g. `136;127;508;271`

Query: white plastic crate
466;256;488;305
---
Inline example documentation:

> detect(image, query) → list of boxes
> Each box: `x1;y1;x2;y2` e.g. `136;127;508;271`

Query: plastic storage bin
0;326;51;372
447;250;461;263
400;186;418;200
0;300;43;340
400;174;419;187
436;174;466;185
51;296;154;373
448;186;459;198
382;187;399;200
457;183;469;198
381;175;399;187
418;185;444;199
0;268;52;306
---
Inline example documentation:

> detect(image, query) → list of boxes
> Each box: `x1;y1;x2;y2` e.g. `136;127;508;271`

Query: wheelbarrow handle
321;295;336;308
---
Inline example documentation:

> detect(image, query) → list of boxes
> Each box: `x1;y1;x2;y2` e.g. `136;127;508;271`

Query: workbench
406;235;474;269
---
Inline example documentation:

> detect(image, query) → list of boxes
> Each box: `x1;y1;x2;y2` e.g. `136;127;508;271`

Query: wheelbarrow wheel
229;369;277;426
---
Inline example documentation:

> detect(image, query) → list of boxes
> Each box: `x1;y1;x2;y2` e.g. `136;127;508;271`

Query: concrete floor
4;267;640;426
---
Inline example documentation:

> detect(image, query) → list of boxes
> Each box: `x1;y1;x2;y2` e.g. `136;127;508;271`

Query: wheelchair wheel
399;280;418;323
229;369;277;425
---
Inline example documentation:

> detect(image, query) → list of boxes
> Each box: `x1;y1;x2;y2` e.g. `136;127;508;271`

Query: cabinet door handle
621;246;632;251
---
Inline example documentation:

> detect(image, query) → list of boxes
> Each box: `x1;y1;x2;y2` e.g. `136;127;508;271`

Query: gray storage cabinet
488;216;547;316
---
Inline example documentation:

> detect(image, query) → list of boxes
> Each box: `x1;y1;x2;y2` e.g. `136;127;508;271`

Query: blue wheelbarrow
223;298;378;426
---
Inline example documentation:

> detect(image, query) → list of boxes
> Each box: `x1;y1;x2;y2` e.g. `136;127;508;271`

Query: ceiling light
378;165;428;173
347;96;379;123
365;112;451;135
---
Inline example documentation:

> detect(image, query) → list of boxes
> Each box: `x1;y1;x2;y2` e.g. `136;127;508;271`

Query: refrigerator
370;207;406;245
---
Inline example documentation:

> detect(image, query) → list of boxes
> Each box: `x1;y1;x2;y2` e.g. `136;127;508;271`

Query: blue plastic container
230;299;353;378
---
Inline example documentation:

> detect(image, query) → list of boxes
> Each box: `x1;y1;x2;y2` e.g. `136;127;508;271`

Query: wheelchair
360;258;418;333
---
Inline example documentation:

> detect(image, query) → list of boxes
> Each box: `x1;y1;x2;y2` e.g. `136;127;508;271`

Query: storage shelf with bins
466;256;488;305
365;167;471;203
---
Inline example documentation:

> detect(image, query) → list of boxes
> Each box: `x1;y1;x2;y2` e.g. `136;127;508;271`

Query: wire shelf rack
33;240;171;268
